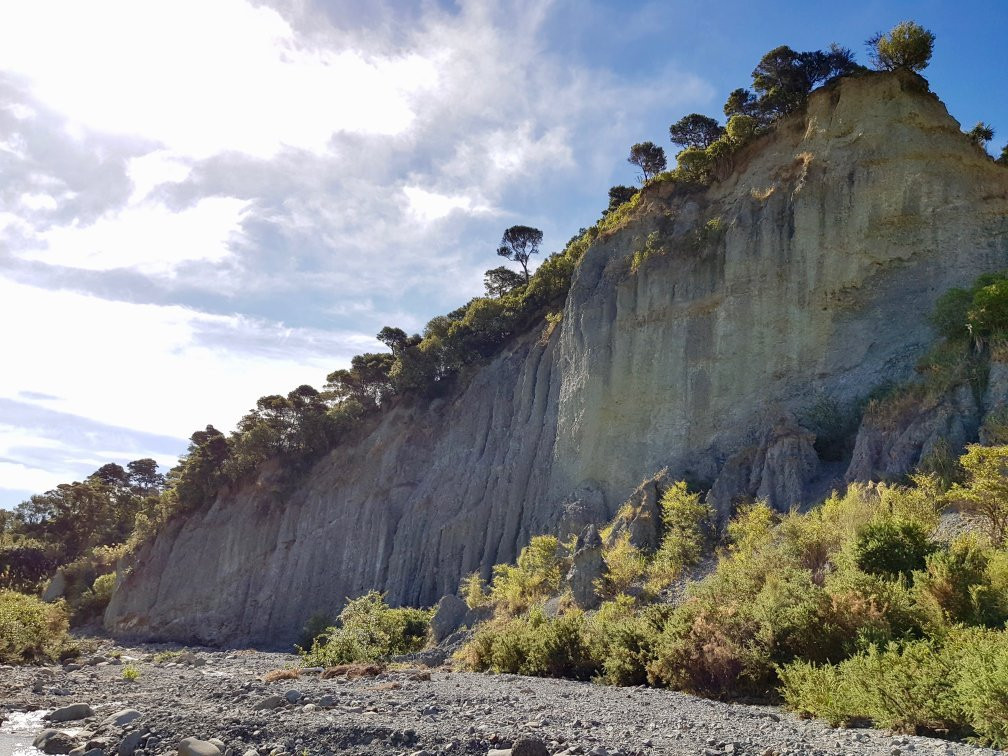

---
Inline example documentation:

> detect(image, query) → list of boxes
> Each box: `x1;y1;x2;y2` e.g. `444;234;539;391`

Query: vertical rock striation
107;71;1008;646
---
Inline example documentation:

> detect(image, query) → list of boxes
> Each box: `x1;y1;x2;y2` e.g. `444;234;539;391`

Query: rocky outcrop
846;384;981;481
566;525;605;609
603;469;669;551
107;70;1008;647
707;414;819;519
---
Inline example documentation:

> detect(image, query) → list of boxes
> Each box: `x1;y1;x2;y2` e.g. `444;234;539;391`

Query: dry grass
263;668;300;682
320;662;386;679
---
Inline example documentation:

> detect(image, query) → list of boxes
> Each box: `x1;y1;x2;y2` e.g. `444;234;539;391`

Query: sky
1;0;1006;509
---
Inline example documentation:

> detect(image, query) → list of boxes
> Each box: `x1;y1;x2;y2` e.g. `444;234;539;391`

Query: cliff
106;71;1008;647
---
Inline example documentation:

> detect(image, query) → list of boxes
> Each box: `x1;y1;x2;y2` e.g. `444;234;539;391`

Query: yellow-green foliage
597;533;646;597
122;663;140;681
488;535;567;615
646;482;713;591
781;627;1008;747
629;231;665;273
457;607;595;679
950;444;1008;546
74;571;117;622
298;591;432;667
0;590;74;664
460;571;490;610
597;192;643;237
582;596;670;686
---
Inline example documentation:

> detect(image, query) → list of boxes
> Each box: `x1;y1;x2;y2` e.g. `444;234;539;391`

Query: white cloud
19;197;249;273
127;151;192;203
0;0;439;159
403;186;493;222
0;278;374;439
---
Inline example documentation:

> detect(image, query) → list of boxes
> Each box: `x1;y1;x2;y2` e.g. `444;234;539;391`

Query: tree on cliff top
497;225;543;283
669;114;724;149
867;21;935;72
627;141;667;184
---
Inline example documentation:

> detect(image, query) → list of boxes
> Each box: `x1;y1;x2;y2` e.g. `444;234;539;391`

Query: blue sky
1;0;1005;508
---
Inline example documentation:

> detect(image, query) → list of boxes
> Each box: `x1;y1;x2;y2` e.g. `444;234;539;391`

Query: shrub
458;608;596;680
597;533;646;597
781;628;1008;746
122;663;140;681
489;536;566;614
647;482;712;590
460;572;490;610
852;519;936;580
583;596;668;685
867;21;935;72
74;572;116;622
298;591;432;667
913;536;1008;629
0;590;73;664
298;611;333;652
950;444;1008;546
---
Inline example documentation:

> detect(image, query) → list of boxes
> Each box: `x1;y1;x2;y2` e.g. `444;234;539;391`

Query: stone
33;729;79;755
104;709;143;728
207;739;226;751
511;738;550;756
253;695;284;710
429;594;471;643
603;470;668;550
42;569;67;602
118;730;144;755
48;703;94;722
177;737;222;756
283;689;302;704
566;525;605;609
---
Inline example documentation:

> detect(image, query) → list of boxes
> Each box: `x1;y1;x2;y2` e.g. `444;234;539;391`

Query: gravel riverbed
0;641;998;756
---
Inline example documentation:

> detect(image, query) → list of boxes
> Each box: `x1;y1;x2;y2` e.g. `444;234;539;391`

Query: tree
126;458;164;493
749;44;859;119
496;225;543;283
376;326;410;356
88;463;129;488
669;114;724;149
627;141;667;183
605;185;637;216
967;122;995;149
867;21;935;72
483;266;525;297
724;87;758;119
949;444;1008;546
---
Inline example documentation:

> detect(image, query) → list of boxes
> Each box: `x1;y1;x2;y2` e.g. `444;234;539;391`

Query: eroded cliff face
106;71;1008;646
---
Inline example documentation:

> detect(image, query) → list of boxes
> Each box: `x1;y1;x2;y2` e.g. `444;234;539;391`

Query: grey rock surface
107;70;1008;646
0;641;997;756
567;526;605;609
430;594;473;643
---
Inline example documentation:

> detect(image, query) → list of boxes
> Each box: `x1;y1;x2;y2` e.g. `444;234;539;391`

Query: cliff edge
106;71;1008;647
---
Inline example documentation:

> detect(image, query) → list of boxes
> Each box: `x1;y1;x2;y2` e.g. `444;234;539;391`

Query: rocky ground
0;640;999;756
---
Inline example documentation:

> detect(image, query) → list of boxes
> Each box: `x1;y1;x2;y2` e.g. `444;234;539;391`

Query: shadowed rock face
106;71;1008;647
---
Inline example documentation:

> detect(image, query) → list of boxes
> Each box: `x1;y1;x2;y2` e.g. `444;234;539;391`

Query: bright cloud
0;0;438;159
0;278;375;439
403;186;492;222
22;197;250;273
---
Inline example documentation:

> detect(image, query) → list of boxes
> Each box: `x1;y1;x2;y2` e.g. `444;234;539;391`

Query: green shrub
913;536;1008;629
298;591;432;667
298;611;333;652
950;444;1008;546
122;663;140;681
597;533;646;597
852;519;936;580
583;596;669;685
489;536;566;614
460;571;490;610
74;572;116;622
0;590;74;664
781;628;1008;746
647;482;713;590
458;607;596;680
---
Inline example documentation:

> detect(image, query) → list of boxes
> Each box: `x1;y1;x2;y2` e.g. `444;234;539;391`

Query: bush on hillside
0;590;74;664
852;519;936;580
781;627;1008;746
298;591;431;667
489;535;568;614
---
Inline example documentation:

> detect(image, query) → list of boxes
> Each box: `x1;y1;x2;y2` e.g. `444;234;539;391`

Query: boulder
42;569;67;602
48;703;94;723
33;729;79;755
103;709;142;728
603;470;668;551
429;594;472;643
117;730;143;756
511;738;550;756
177;737;222;756
566;525;605;609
